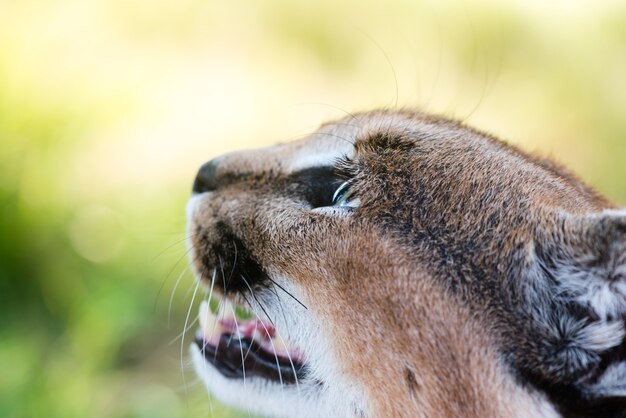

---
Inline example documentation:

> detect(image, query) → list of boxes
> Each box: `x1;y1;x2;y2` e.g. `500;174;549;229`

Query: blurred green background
1;0;625;417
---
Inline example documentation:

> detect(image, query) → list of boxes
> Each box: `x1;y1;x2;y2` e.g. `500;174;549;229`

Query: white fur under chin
191;274;368;418
191;347;362;418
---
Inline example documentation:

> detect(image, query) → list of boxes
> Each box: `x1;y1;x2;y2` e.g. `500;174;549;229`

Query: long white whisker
205;268;217;319
199;268;218;418
270;325;302;400
227;240;238;287
252;303;287;397
158;244;195;317
228;303;253;418
169;317;199;345
240;274;275;326
153;232;199;261
267;280;302;398
218;254;227;293
168;262;192;328
180;278;201;398
201;269;218;418
239;292;257;361
239;275;285;393
213;269;230;365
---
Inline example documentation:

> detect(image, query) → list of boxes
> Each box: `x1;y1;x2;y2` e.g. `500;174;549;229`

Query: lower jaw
196;299;307;384
195;333;306;383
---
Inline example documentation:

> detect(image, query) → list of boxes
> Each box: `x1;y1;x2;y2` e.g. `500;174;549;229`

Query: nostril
193;159;219;194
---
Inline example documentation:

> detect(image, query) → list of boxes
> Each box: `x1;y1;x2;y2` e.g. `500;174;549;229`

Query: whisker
180;277;201;398
267;277;308;310
199;269;225;371
272;124;360;145
226;240;238;289
169;316;199;345
240;274;275;326
218;254;228;294
360;31;399;109
200;269;217;418
152;232;199;261
268;281;289;333
269;314;302;397
173;377;202;394
213;294;228;366
228;303;253;418
243;288;285;393
168;257;197;328
425;18;443;111
293;102;359;125
238;292;256;361
255;310;286;394
205;268;218;319
198;343;216;418
311;130;357;147
240;274;300;405
264;281;302;397
155;244;195;313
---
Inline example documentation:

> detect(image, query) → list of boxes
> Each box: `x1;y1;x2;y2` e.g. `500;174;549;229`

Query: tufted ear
537;209;626;400
541;209;626;322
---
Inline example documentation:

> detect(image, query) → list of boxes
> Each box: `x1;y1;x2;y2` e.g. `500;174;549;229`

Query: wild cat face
186;110;626;418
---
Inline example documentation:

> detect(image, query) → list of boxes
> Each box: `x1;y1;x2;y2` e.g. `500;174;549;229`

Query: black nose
193;159;219;193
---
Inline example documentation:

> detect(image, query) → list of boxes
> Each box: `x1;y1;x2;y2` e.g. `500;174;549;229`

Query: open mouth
195;299;307;384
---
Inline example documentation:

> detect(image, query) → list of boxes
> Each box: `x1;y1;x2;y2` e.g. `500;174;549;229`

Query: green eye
331;181;360;208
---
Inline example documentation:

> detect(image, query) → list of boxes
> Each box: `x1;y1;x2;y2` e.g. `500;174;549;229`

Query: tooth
218;297;236;320
199;301;220;341
271;335;289;353
252;320;274;340
198;301;210;329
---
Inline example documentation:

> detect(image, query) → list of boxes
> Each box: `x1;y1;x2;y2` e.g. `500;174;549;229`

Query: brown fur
189;110;626;417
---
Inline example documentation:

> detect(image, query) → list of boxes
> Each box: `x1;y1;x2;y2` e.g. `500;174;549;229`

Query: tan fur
188;110;626;417
291;231;552;417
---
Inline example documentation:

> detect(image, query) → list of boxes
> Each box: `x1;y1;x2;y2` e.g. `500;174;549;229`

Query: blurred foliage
0;0;625;417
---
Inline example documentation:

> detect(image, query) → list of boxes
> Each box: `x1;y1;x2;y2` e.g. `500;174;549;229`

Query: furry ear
536;210;626;399
540;209;626;321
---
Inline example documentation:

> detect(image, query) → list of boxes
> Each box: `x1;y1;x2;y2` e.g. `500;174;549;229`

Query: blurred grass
1;0;625;417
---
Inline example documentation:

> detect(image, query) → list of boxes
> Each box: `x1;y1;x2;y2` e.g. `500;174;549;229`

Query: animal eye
331;181;360;208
